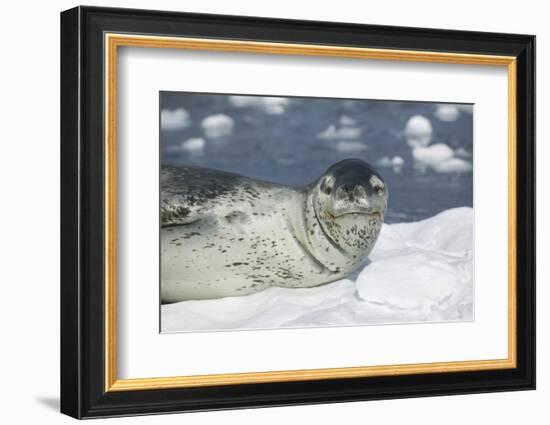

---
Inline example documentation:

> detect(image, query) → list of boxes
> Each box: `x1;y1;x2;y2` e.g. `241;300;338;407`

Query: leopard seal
161;159;388;302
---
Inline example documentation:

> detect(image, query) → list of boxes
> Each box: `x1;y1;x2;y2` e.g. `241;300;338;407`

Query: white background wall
0;0;544;423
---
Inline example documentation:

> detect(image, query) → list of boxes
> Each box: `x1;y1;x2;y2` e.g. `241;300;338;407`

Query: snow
229;96;289;114
434;104;460;122
161;207;473;333
201;113;234;138
357;207;473;319
160;108;191;131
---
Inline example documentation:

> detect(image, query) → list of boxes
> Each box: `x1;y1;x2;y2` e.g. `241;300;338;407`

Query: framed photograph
60;6;535;419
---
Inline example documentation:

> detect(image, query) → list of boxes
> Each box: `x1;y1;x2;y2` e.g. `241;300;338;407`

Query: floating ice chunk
228;96;289;115
392;156;404;166
392;156;404;173
377;156;404;173
404;115;433;148
376;156;393;167
339;115;357;126
180;137;205;154
334;140;368;152
413;144;472;174
317;124;361;140
455;147;472;158
228;96;257;108
201;113;234;138
433;157;473;174
262;97;289;114
160;108;191;131
434;104;460;122
412;143;454;171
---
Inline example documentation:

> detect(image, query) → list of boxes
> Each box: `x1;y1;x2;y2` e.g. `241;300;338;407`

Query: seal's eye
320;175;335;195
369;175;385;196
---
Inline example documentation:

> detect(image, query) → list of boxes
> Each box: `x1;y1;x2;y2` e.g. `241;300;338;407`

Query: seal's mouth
329;209;383;220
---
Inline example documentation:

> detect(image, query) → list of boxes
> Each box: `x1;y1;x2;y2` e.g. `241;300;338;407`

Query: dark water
160;92;473;224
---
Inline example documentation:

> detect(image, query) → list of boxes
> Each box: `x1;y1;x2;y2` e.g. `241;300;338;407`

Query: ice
180;137;205;155
317;124;362;140
357;248;471;318
433;157;473;174
339;115;357;126
377;156;393;167
160;108;191;131
201;114;234;139
391;156;404;173
412;143;454;169
262;97;289;115
377;156;404;173
455;147;473;158
163;280;357;332
334;140;368;152
403;113;472;174
412;144;472;174
161;207;473;332
434;104;460;122
317;114;362;141
404;115;433;148
228;96;289;115
358;207;473;319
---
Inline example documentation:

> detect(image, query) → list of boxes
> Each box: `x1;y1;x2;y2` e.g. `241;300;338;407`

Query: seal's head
311;159;388;256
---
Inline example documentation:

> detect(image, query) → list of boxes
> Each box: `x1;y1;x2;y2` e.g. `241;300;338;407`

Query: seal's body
161;159;388;302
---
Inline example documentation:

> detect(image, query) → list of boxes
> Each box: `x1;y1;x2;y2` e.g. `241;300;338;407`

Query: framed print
60;6;536;419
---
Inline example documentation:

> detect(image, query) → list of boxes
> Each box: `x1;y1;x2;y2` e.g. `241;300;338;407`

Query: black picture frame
61;5;535;419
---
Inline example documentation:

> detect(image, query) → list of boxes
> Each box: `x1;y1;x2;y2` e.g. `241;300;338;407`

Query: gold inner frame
104;33;517;392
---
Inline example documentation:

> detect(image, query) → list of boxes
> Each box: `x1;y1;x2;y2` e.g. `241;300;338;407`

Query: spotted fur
161;160;387;302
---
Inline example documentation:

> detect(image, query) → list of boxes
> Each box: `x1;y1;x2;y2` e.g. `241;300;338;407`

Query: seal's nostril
353;185;367;200
335;187;347;201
